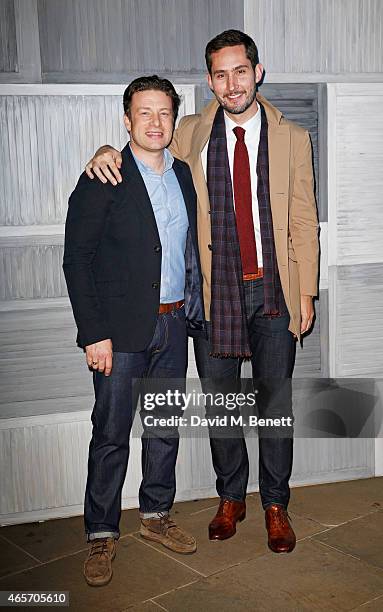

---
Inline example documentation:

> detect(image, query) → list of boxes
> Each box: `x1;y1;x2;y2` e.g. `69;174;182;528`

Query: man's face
124;90;174;154
207;44;263;120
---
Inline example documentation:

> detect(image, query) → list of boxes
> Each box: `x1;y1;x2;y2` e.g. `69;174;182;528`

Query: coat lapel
120;145;160;241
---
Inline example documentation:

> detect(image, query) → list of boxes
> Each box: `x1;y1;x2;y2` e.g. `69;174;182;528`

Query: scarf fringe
209;351;252;359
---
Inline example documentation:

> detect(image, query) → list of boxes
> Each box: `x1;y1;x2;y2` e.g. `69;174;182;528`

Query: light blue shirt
131;145;189;303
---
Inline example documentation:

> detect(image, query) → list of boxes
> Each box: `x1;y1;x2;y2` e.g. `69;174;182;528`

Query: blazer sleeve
289;130;319;297
63;173;113;347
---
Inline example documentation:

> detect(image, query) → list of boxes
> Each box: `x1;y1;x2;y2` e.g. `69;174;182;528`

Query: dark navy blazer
63;144;205;352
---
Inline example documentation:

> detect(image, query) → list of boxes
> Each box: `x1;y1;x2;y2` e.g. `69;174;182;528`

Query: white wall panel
328;84;383;380
245;0;383;76
335;94;383;266
0;84;196;226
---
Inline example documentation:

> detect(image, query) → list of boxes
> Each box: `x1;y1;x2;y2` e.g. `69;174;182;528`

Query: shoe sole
209;511;246;541
83;548;116;587
267;541;296;554
140;530;197;554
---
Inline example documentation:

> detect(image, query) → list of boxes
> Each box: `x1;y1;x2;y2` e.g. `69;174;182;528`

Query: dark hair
123;75;181;122
205;29;259;74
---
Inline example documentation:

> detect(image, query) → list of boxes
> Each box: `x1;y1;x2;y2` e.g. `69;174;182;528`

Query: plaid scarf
208;104;283;358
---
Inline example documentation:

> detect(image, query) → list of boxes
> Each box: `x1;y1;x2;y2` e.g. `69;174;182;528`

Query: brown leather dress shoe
265;504;296;553
208;498;246;541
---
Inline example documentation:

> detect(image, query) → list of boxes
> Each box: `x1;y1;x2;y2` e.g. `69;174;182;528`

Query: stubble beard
216;85;257;115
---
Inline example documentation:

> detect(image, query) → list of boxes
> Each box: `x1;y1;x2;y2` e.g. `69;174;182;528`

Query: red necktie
233;126;258;275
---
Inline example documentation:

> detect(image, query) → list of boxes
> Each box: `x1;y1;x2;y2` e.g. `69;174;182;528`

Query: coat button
152;282;159;289
154;245;161;252
208;244;212;251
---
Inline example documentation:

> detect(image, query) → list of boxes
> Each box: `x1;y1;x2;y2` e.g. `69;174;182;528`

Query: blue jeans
84;308;187;540
193;279;296;509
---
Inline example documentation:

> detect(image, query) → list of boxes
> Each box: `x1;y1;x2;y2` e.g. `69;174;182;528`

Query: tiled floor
1;478;383;611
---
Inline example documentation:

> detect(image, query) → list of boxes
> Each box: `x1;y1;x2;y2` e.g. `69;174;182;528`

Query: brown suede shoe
265;504;296;553
208;498;246;541
140;514;197;554
83;537;116;587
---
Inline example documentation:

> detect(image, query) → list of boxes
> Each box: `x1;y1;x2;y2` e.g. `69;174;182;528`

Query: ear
255;63;264;85
123;113;131;133
206;71;213;91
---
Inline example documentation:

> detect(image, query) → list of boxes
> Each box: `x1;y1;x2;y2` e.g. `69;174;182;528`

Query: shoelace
156;512;176;530
89;539;109;557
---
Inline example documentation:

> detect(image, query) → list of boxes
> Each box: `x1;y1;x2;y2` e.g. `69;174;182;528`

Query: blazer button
208;244;212;251
152;282;159;289
154;245;161;252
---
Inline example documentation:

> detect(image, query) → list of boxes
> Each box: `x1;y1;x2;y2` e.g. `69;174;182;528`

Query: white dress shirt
201;106;263;266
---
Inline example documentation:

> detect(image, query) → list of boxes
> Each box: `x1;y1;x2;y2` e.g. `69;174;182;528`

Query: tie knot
233;126;246;142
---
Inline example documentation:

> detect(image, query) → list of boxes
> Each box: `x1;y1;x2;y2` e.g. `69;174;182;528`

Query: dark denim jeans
193;278;296;509
84;308;187;540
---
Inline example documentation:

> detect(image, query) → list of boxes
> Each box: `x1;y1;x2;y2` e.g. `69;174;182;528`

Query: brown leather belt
158;300;185;314
243;268;263;281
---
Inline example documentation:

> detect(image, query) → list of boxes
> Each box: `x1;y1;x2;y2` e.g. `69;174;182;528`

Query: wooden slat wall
0;0;17;73
328;84;383;378
245;0;383;74
37;0;243;81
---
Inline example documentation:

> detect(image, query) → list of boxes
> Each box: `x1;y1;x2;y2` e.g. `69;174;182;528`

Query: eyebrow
137;106;171;111
213;64;249;75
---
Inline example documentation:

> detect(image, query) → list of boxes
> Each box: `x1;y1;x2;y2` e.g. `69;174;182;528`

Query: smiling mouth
226;92;245;100
146;132;164;138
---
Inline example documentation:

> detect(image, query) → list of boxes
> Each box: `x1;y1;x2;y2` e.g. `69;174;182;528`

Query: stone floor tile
132;495;324;577
0;536;40;579
125;601;169;612
155;539;383;611
355;594;383;609
0;510;140;563
289;478;383;525
313;510;383;570
0;535;198;611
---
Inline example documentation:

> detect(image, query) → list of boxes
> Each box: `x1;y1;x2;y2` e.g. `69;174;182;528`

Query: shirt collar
129;143;174;175
224;103;261;136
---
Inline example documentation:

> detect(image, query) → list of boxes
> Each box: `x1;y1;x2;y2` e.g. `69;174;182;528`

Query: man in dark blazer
63;75;205;587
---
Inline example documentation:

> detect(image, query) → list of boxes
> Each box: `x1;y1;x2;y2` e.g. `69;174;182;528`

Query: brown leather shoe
83;537;116;587
140;514;197;554
265;504;296;553
208;498;246;541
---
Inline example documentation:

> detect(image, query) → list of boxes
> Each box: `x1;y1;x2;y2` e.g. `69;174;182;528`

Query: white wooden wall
0;83;378;525
245;0;383;79
2;0;383;523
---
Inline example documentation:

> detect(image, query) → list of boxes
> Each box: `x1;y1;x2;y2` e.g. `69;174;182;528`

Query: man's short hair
123;75;181;122
205;29;259;75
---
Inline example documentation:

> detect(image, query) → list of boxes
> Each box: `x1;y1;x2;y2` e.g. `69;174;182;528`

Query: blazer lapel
173;161;196;228
120;145;160;241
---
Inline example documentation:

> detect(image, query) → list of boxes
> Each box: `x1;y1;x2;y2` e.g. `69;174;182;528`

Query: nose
151;113;161;126
227;73;238;91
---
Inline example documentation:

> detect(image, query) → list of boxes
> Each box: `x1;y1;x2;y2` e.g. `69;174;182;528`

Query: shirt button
154;245;161;252
208;244;212;251
152;282;159;289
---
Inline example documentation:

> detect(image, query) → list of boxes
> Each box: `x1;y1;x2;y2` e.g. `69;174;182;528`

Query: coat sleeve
63;174;113;347
289;130;319;297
